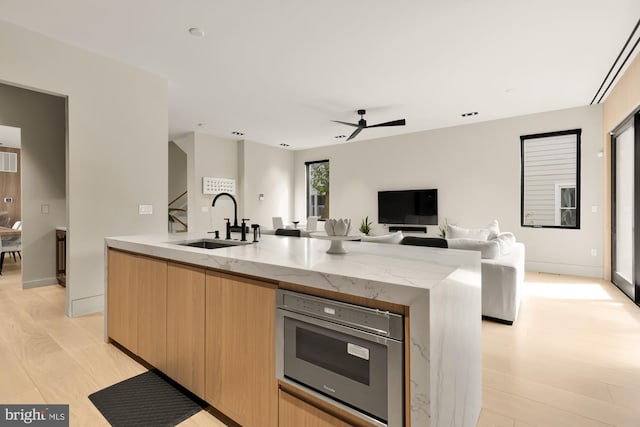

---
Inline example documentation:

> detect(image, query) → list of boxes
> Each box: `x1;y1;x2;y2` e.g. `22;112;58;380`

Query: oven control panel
277;290;404;341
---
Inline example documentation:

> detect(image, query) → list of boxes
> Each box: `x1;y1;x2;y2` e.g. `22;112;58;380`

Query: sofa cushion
446;224;490;240
361;231;404;244
486;219;500;240
495;232;516;255
446;220;500;240
447;238;501;259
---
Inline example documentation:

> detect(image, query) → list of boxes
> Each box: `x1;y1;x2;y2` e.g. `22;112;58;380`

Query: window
0;151;17;172
556;184;576;226
306;160;329;219
521;129;581;229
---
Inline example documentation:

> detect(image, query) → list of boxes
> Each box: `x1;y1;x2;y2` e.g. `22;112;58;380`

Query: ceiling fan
333;109;406;141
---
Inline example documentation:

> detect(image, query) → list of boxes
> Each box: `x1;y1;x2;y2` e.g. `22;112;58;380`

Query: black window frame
305;159;329;220
520;128;582;229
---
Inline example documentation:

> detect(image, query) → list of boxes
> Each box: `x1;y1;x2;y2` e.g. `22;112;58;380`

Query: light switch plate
138;204;153;215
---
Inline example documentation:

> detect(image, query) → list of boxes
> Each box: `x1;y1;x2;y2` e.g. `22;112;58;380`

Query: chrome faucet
211;192;242;232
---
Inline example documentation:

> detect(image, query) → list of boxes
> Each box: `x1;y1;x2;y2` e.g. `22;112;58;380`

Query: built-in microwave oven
275;289;404;427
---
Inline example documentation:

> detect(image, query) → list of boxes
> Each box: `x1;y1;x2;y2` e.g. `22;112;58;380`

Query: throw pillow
486;219;500;240
446;224;490;241
361;231;404;244
494;232;516;256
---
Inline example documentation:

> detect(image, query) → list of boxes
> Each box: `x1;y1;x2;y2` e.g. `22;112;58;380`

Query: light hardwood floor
1;261;639;426
0;261;225;427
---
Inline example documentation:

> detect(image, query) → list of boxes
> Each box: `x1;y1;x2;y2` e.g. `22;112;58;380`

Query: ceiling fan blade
366;119;406;128
346;126;364;141
332;120;359;127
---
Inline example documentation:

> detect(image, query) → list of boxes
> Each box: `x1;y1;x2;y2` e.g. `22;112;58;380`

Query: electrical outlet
591;248;597;256
592;205;598;213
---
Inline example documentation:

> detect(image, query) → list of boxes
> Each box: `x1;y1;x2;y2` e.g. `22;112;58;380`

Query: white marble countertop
105;232;479;305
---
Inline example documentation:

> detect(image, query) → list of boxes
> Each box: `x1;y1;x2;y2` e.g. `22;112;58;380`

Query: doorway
611;110;640;305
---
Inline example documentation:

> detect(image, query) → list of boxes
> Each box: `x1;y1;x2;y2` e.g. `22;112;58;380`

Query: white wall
0;83;66;288
0;20;168;316
294;105;604;277
175;132;240;233
168;141;187;203
172;136;294;233
240;140;294;228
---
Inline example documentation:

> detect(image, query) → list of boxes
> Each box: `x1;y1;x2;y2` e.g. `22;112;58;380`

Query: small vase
324;220;335;236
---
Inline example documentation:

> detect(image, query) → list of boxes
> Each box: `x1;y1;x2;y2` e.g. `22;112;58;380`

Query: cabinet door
107;249;138;352
205;272;277;427
167;262;205;398
136;255;167;371
279;390;352;427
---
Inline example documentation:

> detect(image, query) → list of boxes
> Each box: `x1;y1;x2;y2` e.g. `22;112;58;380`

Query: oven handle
280;307;399;339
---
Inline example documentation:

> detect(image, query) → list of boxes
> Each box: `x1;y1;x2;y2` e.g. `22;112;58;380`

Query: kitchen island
105;232;481;427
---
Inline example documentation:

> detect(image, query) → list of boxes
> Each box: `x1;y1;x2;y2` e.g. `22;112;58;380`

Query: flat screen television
378;189;438;225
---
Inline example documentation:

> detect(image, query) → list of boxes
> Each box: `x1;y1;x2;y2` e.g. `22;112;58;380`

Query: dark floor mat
89;370;207;426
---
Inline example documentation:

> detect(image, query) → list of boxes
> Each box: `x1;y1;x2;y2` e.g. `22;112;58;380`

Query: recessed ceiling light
231;131;244;136
280;143;290;147
461;112;479;117
188;27;205;37
335;135;346;139
197;122;206;127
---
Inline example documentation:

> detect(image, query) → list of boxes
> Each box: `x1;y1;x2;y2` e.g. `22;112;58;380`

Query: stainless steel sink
173;239;251;249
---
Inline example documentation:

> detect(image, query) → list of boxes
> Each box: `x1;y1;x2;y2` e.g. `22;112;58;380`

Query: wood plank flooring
1;260;639;426
478;272;640;427
0;261;225;427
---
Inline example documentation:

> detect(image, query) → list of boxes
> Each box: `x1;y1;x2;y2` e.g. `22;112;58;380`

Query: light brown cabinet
279;390;352;427
166;262;205;398
205;272;278;427
106;249;166;370
107;249;369;427
107;249;139;353
136;255;167;371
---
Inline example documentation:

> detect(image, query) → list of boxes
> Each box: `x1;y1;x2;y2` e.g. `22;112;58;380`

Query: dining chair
0;235;21;274
272;217;284;229
6;220;22;261
306;216;319;232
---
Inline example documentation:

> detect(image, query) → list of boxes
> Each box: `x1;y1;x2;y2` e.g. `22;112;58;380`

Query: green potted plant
359;216;372;235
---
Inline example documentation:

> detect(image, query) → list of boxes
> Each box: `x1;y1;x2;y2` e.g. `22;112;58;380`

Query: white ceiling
1;1;639;150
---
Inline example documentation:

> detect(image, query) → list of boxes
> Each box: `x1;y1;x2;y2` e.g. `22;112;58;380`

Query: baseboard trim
525;261;604;279
71;294;104;317
23;277;58;289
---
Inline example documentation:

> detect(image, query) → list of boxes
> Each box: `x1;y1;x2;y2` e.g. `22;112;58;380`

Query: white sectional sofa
475;242;525;324
377;221;525;324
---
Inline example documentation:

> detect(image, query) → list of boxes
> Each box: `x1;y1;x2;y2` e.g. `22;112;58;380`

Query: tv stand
389;225;427;233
